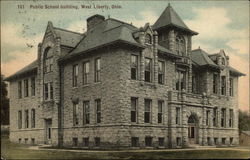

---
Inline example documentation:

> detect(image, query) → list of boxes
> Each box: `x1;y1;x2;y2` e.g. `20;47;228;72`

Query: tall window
83;101;90;124
221;76;226;95
95;58;101;82
25;110;29;128
221;108;226;127
31;77;35;96
213;74;218;94
18;110;22;129
192;74;199;94
145;34;152;44
145;58;152;82
206;110;210;126
44;83;49;100
131;137;139;147
83;61;90;85
145;137;153;147
229;78;234;96
73;102;79;126
144;99;151;123
95;99;101;123
213;108;218;127
175;35;185;56
158;61;164;84
50;82;53;99
229;109;233;127
131;97;138;123
31;109;35;128
131;55;138;80
158;100;163;123
18;81;22;98
44;47;53;73
176;70;186;91
176;107;181;125
24;79;29;97
73;64;78;87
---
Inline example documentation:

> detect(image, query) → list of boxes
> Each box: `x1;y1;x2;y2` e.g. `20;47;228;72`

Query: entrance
45;119;52;144
188;115;198;144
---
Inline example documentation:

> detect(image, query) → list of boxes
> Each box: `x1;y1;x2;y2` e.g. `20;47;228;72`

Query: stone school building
5;4;245;149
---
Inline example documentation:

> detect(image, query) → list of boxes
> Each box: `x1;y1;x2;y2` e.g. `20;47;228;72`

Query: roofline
53;27;84;35
59;40;145;63
4;68;37;81
154;23;198;35
107;18;138;30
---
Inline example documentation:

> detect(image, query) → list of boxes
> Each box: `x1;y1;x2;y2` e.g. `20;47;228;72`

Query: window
221;76;226;95
175;35;186;56
176;137;181;146
229;109;233;127
31;77;35;96
31;109;35;128
73;102;79;126
192;74;199;94
230;137;233;145
95;99;101;123
159;137;164;147
18;81;22;98
24;79;29;97
145;58;152;82
158;61;164;84
221;108;226;127
158;101;163;124
213;108;218;127
31;138;35;145
44;83;49;100
131;55;138;80
206;110;210;126
144;99;151;123
131;97;138;123
83;101;90;124
131;137;139;147
214;138;218;145
176;70;186;91
145;34;152;44
95;137;100;147
221;58;225;65
207;137;211;145
25;138;28;144
24;110;29;128
43;47;53;73
83;61;90;85
83;138;89;147
50;82;53;99
18;110;22;129
73;138;78;147
213;74;218;94
176;107;181;125
19;138;21;144
73;64;78;87
145;137;152;147
95;58;101;82
222;138;226;145
229;78;234;96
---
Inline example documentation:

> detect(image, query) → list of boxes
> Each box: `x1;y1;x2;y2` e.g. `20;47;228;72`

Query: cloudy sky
1;1;249;111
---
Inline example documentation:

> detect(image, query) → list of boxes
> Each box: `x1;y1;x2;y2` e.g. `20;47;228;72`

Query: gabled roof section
191;48;219;69
153;4;198;35
64;18;143;60
228;66;245;76
54;27;84;48
4;60;38;81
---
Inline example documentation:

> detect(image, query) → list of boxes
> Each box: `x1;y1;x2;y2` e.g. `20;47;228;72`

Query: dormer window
145;34;152;44
175;35;186;56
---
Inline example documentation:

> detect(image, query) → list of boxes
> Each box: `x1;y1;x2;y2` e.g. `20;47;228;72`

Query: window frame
158;61;165;84
18;81;22;99
72;64;79;87
24;109;29;128
213;73;218;94
229;78;234;96
94;58;101;82
131;97;138;123
83;101;90;125
83;61;90;85
31;77;36;96
73;102;80;126
31;109;35;128
144;99;152;123
176;107;181;125
95;99;101;123
24;79;29;97
158;100;164;124
18;110;22;129
221;76;226;95
131;55;138;80
144;58;152;83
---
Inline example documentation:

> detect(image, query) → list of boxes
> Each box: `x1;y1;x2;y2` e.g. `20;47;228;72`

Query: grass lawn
1;133;250;159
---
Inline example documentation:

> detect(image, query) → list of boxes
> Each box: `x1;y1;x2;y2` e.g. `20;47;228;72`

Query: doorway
188;115;198;144
45;119;52;144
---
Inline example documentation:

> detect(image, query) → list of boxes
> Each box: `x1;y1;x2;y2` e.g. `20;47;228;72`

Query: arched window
145;34;152;44
175;35;186;56
44;47;53;73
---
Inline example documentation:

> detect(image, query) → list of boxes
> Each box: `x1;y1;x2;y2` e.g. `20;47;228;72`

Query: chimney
87;14;105;31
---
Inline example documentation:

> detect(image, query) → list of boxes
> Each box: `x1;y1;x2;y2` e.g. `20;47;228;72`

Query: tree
239;109;250;133
1;74;9;125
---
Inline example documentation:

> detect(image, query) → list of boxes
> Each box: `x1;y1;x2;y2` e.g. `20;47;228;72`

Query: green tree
1;74;9;125
239;109;250;133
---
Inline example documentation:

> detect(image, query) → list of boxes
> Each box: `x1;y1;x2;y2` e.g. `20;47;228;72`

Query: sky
1;1;249;112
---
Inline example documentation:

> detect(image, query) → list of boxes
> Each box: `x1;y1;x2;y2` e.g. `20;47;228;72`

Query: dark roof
191;48;219;68
153;4;198;35
5;60;38;81
63;18;143;60
54;27;84;47
228;66;246;76
157;45;180;58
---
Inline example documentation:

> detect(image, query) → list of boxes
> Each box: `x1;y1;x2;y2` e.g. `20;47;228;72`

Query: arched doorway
188;114;198;144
